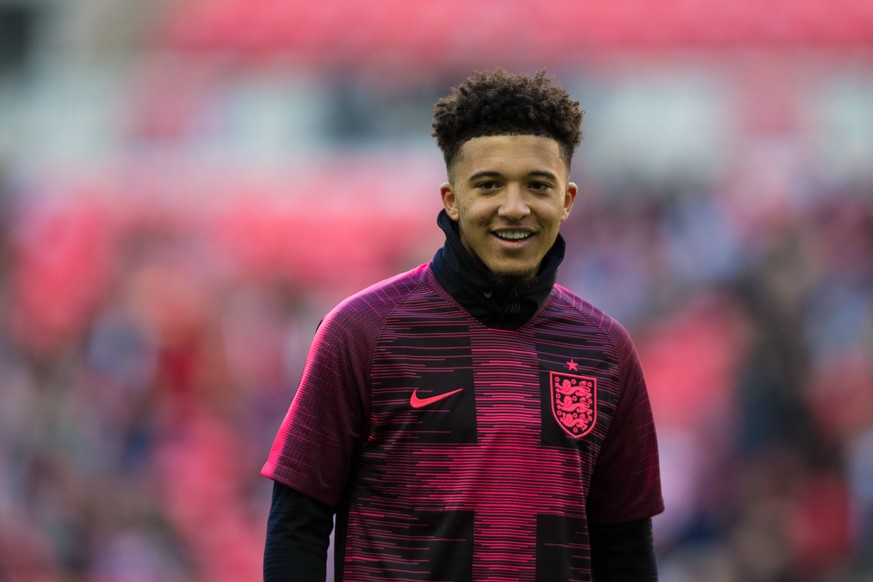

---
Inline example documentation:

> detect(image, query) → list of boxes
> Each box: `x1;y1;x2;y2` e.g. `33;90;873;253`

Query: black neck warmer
430;209;565;330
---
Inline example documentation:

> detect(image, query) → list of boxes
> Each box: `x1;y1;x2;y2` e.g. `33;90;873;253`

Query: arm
589;517;658;581
264;481;335;582
262;307;374;580
587;323;664;580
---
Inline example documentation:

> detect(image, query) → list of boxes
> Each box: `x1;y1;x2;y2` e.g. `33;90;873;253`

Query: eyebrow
467;170;560;183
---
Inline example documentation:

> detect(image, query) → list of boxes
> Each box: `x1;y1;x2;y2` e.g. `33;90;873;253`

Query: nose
497;185;530;221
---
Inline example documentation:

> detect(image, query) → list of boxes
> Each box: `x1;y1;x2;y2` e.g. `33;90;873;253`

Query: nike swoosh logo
410;388;464;409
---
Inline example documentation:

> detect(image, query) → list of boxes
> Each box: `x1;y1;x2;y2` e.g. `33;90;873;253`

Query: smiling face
440;135;577;281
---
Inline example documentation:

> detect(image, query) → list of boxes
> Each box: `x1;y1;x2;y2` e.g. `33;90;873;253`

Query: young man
263;70;664;581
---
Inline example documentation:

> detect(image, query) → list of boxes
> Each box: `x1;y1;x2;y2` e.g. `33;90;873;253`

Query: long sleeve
264;481;335;582
589;517;658;581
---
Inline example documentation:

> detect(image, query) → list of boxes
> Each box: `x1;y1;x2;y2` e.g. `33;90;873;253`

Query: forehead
454;135;567;178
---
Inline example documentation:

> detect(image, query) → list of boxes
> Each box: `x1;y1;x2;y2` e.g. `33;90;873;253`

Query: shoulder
550;284;638;357
319;263;430;336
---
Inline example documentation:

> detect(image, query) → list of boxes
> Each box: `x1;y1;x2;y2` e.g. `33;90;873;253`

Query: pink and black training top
263;252;663;580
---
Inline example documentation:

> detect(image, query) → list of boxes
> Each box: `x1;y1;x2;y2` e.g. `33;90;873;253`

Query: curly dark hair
432;69;584;177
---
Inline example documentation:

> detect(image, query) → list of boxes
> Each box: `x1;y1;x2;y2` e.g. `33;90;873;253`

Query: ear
440;182;460;221
561;182;578;222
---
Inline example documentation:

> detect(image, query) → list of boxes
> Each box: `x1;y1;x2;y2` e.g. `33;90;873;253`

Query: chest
366;302;623;454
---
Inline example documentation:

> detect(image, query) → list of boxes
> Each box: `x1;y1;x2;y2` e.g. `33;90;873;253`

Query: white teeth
496;231;531;240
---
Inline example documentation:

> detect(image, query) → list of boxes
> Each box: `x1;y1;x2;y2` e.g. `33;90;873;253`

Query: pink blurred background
0;1;872;580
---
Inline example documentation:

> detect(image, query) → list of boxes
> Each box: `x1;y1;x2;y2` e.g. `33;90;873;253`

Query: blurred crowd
0;134;871;582
563;167;873;581
1;1;873;581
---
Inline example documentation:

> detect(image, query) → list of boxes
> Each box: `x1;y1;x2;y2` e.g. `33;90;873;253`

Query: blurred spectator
1;2;872;581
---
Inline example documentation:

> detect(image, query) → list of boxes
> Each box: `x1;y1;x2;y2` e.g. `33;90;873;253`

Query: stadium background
1;0;872;580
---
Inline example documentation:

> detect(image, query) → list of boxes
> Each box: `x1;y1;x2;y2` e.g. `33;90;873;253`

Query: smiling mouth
494;230;533;241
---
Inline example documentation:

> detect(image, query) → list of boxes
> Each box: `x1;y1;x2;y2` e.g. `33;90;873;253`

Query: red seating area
159;0;873;62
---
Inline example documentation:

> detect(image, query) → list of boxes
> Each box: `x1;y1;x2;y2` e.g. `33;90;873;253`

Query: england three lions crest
550;371;597;438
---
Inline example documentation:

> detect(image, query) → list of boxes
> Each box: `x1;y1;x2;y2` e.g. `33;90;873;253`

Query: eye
529;181;551;192
477;180;502;191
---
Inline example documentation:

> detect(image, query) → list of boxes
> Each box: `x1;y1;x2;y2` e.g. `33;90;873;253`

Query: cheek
454;202;477;225
460;198;495;220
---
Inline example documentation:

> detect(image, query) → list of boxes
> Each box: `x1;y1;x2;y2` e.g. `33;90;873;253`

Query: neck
430;209;564;330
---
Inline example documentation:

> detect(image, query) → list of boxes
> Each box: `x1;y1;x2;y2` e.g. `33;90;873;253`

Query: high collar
430;209;565;330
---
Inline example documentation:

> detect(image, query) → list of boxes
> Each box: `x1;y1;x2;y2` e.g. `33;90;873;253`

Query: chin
491;268;538;288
